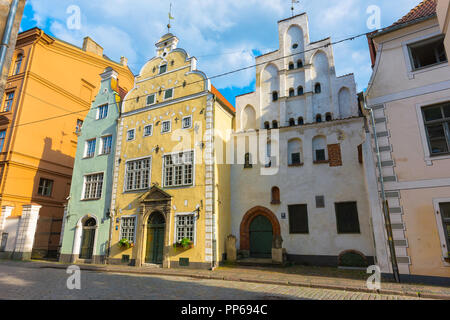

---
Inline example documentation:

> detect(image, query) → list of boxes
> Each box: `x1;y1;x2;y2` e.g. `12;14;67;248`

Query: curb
35;263;450;300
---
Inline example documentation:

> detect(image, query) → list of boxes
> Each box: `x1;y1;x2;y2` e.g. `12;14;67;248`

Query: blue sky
20;0;423;105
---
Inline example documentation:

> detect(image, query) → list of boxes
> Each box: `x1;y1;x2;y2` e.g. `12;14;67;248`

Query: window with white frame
97;104;108;120
408;35;447;71
127;129;135;141
83;173;103;200
120;216;136;243
161;120;171;133
100;135;113;155
163;151;194;188
176;214;195;242
439;203;450;254
84;139;96;158
147;94;156;106
144;124;153;137
422;103;450;156
182;116;192;129
125;157;151;191
164;88;174;100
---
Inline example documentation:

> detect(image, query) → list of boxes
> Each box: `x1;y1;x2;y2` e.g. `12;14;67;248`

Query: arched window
288;139;302;166
315;83;322;94
13;54;23;75
244;153;252;168
297;59;303;68
297;86;304;96
298;117;304;125
289;88;295;97
326;113;332;122
272;91;278;102
289;118;295;126
242;105;256;130
288;62;294;70
272;120;278;129
312;136;328;162
316;114;322;123
264;121;270;130
271;187;281;204
84;218;97;227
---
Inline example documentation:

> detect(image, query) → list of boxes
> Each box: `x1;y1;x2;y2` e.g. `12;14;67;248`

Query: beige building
437;0;450;60
366;0;450;283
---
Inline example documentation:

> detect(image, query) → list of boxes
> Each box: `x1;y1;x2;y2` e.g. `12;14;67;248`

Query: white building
229;13;386;268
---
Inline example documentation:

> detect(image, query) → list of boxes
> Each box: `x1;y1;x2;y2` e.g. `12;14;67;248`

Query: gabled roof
211;85;236;114
394;0;437;25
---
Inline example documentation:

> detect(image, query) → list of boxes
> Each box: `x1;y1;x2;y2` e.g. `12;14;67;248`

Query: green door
250;215;273;258
145;212;165;264
79;228;95;260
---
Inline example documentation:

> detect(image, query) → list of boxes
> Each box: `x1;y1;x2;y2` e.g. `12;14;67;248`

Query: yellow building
0;28;134;260
109;33;235;269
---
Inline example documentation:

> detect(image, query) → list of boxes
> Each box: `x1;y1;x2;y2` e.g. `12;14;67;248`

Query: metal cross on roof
291;0;300;16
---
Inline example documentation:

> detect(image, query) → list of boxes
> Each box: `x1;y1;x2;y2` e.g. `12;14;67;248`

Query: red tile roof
394;0;437;25
211;85;236;114
118;86;128;101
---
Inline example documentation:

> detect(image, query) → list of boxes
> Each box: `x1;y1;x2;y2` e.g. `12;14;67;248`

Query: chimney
120;56;128;67
100;67;118;82
82;37;104;57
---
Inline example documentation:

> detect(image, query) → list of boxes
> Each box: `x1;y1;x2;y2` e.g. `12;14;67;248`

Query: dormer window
159;64;167;75
272;91;278;102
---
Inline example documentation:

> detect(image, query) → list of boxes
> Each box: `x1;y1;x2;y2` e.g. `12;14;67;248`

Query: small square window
335;202;360;234
85;139;96;158
144;125;153;137
161;120;171;133
147;94;156;106
315;149;326;161
159;64;167;74
97;104;108;120
182;116;192;129
3;92;14;112
291;153;301;165
100;135;113;155
38;178;53;197
127;129;135;141
164;88;174;100
316;196;325;208
408;36;447;71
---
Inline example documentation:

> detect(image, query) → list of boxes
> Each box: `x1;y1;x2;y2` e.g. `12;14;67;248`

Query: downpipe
0;0;20;73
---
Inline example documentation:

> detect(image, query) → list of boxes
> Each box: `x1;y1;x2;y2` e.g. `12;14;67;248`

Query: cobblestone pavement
0;264;425;300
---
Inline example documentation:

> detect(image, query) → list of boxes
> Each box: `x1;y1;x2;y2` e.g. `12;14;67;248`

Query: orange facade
0;28;134;258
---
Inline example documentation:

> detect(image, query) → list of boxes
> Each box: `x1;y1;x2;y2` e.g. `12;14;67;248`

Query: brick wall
328;144;343;167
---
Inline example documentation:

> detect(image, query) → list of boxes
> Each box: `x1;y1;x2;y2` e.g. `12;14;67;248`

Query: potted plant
173;237;194;250
118;238;132;250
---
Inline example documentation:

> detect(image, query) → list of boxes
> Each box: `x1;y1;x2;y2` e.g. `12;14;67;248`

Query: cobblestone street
0;263;426;300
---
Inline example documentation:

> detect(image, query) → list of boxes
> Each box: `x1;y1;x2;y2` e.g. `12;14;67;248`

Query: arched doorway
145;212;165;264
250;215;273;258
79;218;96;260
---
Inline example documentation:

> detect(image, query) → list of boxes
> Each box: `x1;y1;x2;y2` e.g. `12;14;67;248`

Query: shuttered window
335;202;360;234
288;204;309;234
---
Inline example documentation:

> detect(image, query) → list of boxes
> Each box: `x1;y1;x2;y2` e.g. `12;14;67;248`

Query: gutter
0;0;19;74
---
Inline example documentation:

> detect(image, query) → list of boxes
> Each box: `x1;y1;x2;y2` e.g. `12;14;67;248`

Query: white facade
230;14;377;267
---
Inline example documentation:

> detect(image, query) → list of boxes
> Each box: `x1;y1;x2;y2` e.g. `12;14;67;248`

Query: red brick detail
239;206;281;251
358;144;363;164
328;144;342;167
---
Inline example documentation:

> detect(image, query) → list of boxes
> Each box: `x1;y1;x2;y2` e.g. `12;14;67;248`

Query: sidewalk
3;259;450;299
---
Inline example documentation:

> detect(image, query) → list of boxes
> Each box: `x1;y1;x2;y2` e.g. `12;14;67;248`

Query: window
176;214;195;242
297;86;304;96
315;83;321;94
271;186;280;204
326;113;332;122
297;59;303;68
244;152;252;168
313;136;327;162
100;135;113;155
272;120;278;129
127;129;135;141
182;116;192;129
439;203;450;253
144;124;153;137
84;139;96;158
3;92;14;112
422;103;450;155
38;178;53;197
0;233;7;252
335;202;360;234
264;121;270;130
289;88;295;97
298;117;304;125
163;151;194;188
288;139;302;165
76;119;83;133
272;91;278;102
125;158;151;191
408;36;447;71
13;54;22;75
289;204;309;234
316;114;322;123
164;88;174;100
316;196;325;208
289;118;295;126
97;104;108;120
161;120;171;133
159;64;167;74
0;130;5;152
120;217;136;243
83;173;103;200
147;94;156;106
288;62;294;70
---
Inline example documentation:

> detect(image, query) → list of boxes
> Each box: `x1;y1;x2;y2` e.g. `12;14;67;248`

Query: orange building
0;28;134;260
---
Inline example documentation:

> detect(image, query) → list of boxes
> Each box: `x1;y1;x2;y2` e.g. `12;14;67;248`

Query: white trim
432;198;450;264
143;124;154;137
81;171;105;201
83;138;97;158
137;65;190;84
119;215;138;244
161;149;196;189
182;115;193;129
72;214;99;260
96;104;109;120
98;134;113;156
161;120;172;134
173;211;197;246
123;155;152;193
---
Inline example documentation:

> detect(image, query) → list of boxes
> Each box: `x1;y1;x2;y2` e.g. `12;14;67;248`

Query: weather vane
291;0;300;16
167;3;175;33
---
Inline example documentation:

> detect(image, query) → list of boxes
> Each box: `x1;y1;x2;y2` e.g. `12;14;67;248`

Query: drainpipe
0;0;20;74
211;95;217;270
363;96;401;283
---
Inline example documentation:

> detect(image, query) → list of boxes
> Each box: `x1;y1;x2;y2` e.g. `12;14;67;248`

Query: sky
19;0;423;105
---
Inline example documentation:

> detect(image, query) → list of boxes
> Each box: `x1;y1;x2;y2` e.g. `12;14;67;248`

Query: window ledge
288;163;304;167
81;198;101;201
244;165;253;169
313;160;329;164
271;201;281;205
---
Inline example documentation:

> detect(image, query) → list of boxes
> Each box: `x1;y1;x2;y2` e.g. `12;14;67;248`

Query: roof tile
394;0;437;25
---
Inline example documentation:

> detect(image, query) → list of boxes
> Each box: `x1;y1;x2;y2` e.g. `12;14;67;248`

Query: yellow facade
109;33;234;269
